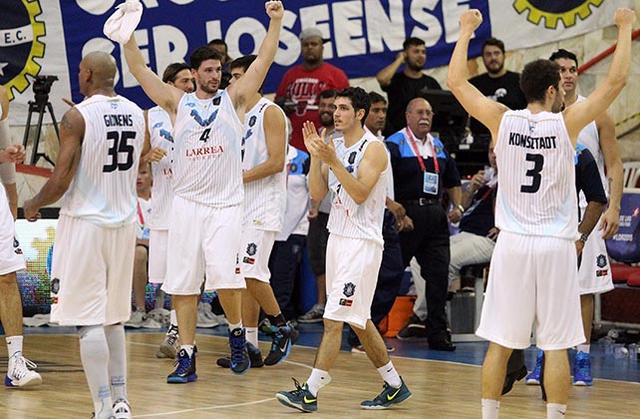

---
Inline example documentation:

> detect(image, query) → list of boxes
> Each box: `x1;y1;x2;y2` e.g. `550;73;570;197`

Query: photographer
376;37;441;137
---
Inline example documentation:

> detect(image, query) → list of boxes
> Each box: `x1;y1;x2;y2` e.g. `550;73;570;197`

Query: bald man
385;98;463;351
25;51;152;419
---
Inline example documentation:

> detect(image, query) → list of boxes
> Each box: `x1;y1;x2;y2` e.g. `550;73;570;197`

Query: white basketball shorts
162;195;245;295
577;231;614;295
0;187;24;275
323;234;382;330
50;215;136;326
148;229;168;284
476;231;585;351
240;227;276;283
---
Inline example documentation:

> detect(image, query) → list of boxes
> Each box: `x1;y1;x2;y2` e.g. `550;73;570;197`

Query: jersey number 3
520;153;544;194
104;131;135;173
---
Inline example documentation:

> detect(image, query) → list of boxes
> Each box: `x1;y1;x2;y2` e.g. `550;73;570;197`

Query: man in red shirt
275;28;349;151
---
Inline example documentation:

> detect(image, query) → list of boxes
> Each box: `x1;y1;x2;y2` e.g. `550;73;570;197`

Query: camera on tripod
32;75;58;107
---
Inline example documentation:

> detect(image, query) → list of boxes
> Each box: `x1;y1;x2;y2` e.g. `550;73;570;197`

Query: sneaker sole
526;379;540;385
275;394;316;413
167;373;197;384
573;380;592;386
360;392;412;410
5;375;43;388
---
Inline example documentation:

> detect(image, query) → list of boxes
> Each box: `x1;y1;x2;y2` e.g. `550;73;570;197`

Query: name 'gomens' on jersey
508;132;557;150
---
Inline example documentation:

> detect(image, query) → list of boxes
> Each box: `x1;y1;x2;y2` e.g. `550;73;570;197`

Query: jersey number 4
520;153;544;194
103;131;135;173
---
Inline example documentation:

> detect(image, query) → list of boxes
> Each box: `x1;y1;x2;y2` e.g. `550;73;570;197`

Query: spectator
269;132;311;321
468;38;526;141
298;90;338;324
349;91;407;352
385;98;463;351
126;164;161;329
376;38;441;137
275;28;349;151
398;148;498;340
207;39;233;89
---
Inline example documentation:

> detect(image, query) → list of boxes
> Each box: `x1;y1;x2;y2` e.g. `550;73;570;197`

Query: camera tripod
21;85;59;166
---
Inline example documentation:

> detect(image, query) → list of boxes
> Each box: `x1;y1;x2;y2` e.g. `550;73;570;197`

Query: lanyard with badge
406;128;440;195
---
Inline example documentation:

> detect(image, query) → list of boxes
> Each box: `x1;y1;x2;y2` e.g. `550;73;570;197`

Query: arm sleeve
0;118;16;184
442;153;461;189
578;149;607;204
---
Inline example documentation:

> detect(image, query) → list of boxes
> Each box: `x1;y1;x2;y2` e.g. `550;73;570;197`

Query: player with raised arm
446;8;634;419
120;1;284;381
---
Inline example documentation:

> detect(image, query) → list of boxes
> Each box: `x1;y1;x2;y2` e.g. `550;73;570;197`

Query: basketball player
144;63;195;359
24;52;146;418
217;54;293;368
276;87;411;412
121;1;284;380
0;85;42;388
447;8;633;419
550;48;622;385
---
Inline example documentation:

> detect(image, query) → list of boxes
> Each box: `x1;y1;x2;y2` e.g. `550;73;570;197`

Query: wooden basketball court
1;333;638;418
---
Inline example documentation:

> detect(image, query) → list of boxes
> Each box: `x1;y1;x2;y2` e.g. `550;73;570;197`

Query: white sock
246;327;259;348
169;309;178;327
228;322;242;331
577;344;590;354
180;344;195;358
6;335;23;357
79;326;113;418
547;403;567;419
377;361;402;388
306;368;331;396
481;399;500;419
104;324;127;402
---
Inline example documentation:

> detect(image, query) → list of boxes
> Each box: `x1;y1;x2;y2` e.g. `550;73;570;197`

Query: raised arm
563;8;635;140
376;52;405;88
228;1;283;110
122;37;183;116
23;108;84;220
446;10;507;142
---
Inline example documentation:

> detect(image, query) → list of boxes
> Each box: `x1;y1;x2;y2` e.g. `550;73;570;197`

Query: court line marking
133;397;275;417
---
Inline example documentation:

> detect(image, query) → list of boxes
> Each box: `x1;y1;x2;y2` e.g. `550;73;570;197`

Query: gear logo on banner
513;0;604;29
0;0;46;100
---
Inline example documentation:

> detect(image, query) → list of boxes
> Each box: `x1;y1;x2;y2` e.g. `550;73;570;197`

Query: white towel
103;0;143;44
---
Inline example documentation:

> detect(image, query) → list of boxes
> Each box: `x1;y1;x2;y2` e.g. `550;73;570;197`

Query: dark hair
520;59;561;104
228;55;257;73
189;46;223;70
208;39;227;49
482;38;505;54
162;63;190;83
549;49;579;67
403;37;425;50
368;91;386;105
336;87;371;126
319;89;337;100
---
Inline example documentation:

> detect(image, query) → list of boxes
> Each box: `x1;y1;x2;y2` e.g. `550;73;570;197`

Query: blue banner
59;0;491;108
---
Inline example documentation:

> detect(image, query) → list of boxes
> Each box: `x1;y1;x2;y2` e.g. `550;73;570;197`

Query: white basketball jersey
172;91;243;207
242;98;288;231
61;95;145;227
576;95;607;208
147;106;174;229
495;109;578;239
327;131;388;246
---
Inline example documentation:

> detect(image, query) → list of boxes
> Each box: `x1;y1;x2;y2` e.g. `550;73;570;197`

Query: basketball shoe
5;353;42;387
360;378;412;409
113;399;132;419
216;342;263;368
276;378;318;413
167;347;197;383
526;350;544;385
264;323;295;366
156;324;179;359
573;351;593;386
229;328;251;374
